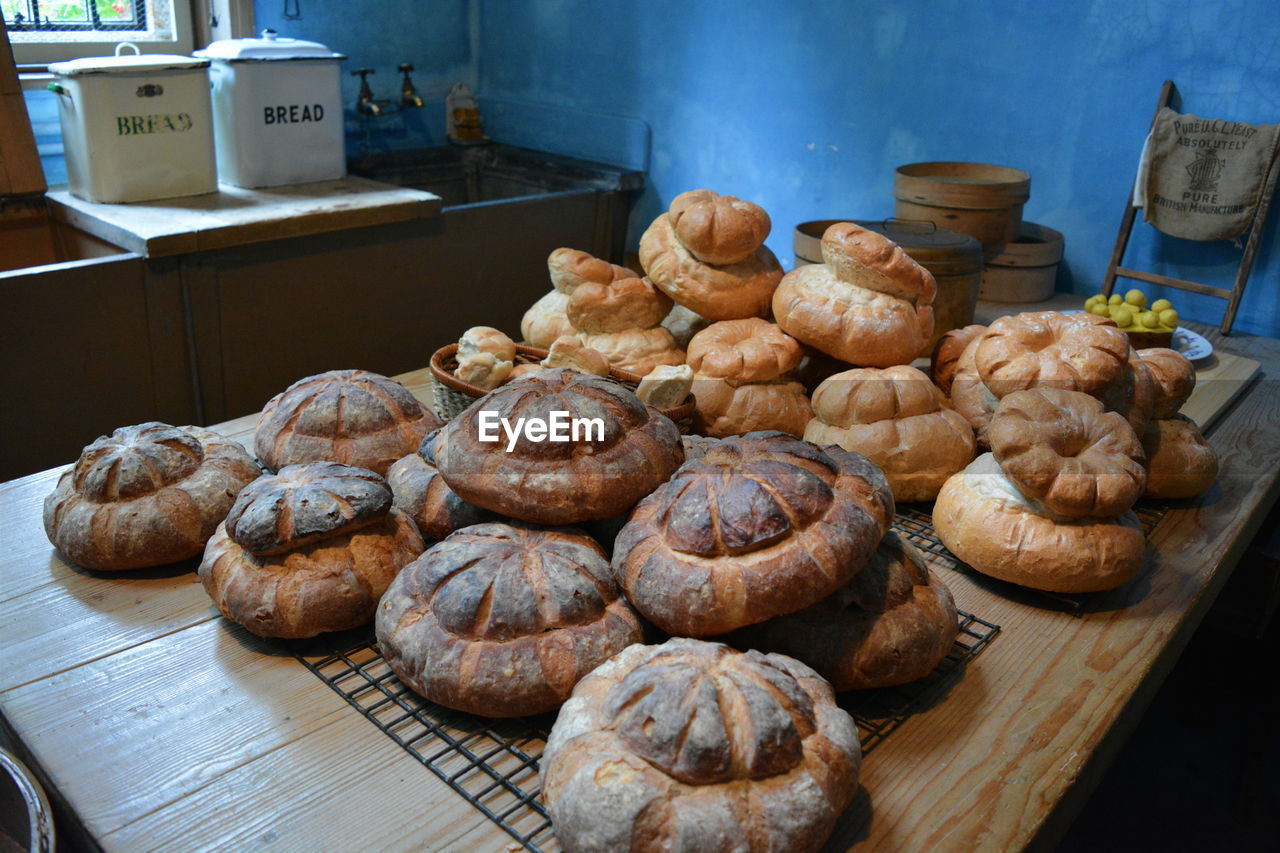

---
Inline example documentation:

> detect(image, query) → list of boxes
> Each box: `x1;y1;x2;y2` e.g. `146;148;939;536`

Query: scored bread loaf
667;189;772;265
821;221;938;303
386;444;496;540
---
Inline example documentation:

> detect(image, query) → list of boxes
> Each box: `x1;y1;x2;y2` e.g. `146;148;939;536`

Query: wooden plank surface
0;304;1276;852
45;177;443;258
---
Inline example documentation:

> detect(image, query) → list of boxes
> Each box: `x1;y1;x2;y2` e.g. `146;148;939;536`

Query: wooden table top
2;294;1278;852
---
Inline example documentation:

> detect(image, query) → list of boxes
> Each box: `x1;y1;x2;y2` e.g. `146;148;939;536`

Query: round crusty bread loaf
541;638;860;853
690;376;812;438
931;324;987;397
933;453;1146;593
988;388;1146;519
567;274;673;334
255;369;440;476
613;432;892;636
225;462;392;555
576;326;686;376
687;318;804;383
376;524;643;718
203;462;422;638
975;311;1130;399
1138;347;1196;419
1141;415;1219;499
728;530;958;690
772;263;934;367
44;423;260;571
804;366;975;502
820;221;938;304
521;289;575;348
431;370;684;525
639;214;783;321
667;189;771;265
385;445;496;540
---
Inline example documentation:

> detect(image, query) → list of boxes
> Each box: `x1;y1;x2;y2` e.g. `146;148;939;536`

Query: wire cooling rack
293;515;1003;853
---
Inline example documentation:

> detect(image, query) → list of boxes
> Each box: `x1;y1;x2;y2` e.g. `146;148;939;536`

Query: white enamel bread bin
196;31;346;188
48;45;217;203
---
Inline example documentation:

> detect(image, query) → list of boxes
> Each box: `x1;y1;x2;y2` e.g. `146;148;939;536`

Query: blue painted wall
476;0;1280;337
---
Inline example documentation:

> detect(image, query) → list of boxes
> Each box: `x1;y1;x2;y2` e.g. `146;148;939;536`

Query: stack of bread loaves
934;387;1148;593
1136;347;1219;499
773;222;936;367
639;189;784;320
942;311;1153;449
686;318;811;437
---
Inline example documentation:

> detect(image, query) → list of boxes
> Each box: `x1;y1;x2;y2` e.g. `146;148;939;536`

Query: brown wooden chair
1101;80;1280;335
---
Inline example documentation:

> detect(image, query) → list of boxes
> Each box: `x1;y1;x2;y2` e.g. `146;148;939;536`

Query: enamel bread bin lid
197;30;346;188
195;29;345;61
47;44;217;204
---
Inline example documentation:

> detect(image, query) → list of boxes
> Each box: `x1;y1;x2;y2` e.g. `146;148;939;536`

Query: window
3;0;195;64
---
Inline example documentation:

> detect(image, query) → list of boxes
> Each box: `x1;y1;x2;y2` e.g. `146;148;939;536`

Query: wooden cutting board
1181;350;1260;431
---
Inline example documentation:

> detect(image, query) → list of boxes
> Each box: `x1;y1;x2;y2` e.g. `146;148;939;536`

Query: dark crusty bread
613;431;893;636
44;422;260;571
376;523;643;717
541;637;860;853
385;444;495;540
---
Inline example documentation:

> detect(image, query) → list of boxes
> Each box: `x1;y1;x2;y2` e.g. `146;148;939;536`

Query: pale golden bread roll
457;326;516;364
508;363;543;381
668;189;771;265
576;326;685;376
687;318;804;382
430;370;684;525
1141;415;1219;499
254;369;440;476
566;273;673;334
541;336;611;376
613;432;892;636
541;638;860;853
547;247;634;294
947;335;999;449
772;263;933;367
728;531;959;690
198;462;424;638
454;351;513;390
1138;347;1196;418
820;221;938;303
639;214;783;320
975;311;1130;399
691;377;812;438
988;388;1146;518
933;453;1146;593
932;323;987;397
521;289;575;348
385;448;495;540
44;423;260;571
376;524;643;717
635;364;693;409
804;366;975;502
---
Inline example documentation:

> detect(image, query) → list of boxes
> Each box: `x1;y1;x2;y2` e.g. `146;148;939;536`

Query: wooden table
2;296;1278;852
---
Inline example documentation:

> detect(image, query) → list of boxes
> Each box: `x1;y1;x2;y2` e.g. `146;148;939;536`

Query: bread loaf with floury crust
44;422;260;571
686;319;812;438
728;530;959;690
613;431;892;636
429;369;684;526
821;221;939;303
199;462;423;638
376;523;643;718
540;637;861;853
804;365;975;503
931;323;986;397
933;452;1146;593
667;188;772;266
385;443;496;541
1137;347;1196;418
254;369;440;476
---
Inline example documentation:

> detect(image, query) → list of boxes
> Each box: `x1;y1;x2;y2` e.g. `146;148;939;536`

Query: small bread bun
1141;415;1219;499
668;189;771;265
455;351;513;390
457;326;516;364
988;388;1146;518
521;289;575;348
1138;347;1196;418
541;336;611;376
820;221;938;303
636;363;694;409
933;453;1146;593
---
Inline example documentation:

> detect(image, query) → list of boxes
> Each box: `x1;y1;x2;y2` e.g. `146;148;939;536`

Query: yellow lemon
1125;289;1147;307
1140;311;1160;329
1151;298;1173;313
1108;293;1124;306
1160;308;1179;327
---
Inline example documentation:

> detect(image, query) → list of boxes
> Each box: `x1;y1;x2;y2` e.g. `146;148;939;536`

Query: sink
347;143;644;209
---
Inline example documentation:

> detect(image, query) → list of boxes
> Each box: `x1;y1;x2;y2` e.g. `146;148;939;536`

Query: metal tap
352;68;383;116
399;63;424;108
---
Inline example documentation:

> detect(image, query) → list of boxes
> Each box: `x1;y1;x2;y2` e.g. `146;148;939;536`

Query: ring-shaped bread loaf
687;318;804;383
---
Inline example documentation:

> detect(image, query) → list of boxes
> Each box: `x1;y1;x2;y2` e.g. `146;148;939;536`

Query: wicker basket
429;343;697;430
